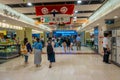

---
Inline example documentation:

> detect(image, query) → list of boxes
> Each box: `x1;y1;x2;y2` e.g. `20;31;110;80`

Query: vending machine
111;30;117;62
116;30;120;65
110;29;120;66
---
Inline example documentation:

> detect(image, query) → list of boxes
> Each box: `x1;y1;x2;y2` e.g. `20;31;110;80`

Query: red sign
35;4;74;16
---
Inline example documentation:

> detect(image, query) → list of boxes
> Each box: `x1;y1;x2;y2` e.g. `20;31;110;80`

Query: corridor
0;54;120;80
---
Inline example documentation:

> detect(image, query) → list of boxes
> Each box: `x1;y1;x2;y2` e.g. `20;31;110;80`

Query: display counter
0;44;20;59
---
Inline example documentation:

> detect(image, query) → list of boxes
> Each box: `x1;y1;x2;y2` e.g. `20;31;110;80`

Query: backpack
47;43;53;54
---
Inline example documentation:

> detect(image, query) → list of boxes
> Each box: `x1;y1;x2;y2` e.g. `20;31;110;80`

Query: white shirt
103;37;108;48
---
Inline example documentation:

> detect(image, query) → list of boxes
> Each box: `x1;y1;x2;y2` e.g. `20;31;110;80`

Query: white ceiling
82;6;120;31
0;0;89;4
13;4;101;13
0;0;106;30
74;4;101;11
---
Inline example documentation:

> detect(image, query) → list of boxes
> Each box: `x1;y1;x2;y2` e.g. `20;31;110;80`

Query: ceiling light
114;16;118;19
27;2;32;6
74;16;77;19
77;0;82;4
3;20;6;22
97;24;99;26
75;10;78;13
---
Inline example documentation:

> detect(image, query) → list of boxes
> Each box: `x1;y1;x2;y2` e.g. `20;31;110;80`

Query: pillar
40;33;44;39
16;30;24;44
44;31;47;42
98;25;107;55
25;28;32;44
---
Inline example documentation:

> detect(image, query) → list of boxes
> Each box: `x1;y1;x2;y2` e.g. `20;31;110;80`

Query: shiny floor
43;46;95;54
0;53;120;80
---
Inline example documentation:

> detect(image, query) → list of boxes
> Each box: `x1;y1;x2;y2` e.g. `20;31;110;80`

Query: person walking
47;38;55;68
76;34;81;50
63;37;67;53
66;37;71;52
70;36;74;50
33;38;43;67
23;38;32;64
103;33;111;64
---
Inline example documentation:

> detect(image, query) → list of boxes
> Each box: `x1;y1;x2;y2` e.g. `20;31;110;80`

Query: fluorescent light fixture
74;16;77;19
32;30;43;33
27;2;32;6
75;10;78;13
114;16;118;19
0;22;1;26
97;24;99;26
3;20;6;22
77;0;82;4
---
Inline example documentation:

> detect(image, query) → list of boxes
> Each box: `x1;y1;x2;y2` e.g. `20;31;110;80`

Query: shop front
0;22;23;59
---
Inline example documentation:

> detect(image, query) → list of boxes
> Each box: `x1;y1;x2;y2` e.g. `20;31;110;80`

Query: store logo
41;7;49;14
60;7;68;14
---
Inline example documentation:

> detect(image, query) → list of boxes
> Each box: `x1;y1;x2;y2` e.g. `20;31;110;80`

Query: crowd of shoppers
21;34;83;68
20;32;112;69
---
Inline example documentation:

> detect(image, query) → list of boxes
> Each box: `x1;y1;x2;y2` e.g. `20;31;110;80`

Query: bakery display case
0;44;20;59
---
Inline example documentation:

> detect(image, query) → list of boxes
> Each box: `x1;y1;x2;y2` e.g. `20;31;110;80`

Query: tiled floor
43;46;95;54
0;53;120;80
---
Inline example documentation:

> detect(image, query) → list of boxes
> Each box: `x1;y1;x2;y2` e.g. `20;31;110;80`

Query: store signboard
3;9;20;19
53;30;77;37
40;17;71;24
0;3;34;25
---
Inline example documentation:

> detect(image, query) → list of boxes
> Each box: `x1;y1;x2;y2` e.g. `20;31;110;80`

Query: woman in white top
103;33;110;64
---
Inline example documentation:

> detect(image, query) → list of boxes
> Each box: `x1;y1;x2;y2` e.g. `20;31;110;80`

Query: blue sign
32;34;40;38
53;30;77;37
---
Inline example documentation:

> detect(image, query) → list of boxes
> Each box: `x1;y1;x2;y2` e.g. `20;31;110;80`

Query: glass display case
0;44;20;59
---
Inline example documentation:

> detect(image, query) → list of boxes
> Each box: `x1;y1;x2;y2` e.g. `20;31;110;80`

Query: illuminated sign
54;30;77;34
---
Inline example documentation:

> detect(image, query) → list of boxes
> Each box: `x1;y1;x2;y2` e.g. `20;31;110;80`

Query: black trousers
103;48;110;63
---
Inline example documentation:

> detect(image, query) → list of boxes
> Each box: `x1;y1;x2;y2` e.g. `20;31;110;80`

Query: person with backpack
23;38;32;64
47;38;55;68
33;38;43;67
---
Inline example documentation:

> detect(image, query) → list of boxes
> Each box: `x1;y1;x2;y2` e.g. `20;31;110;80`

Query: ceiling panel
13;4;101;14
75;13;93;17
0;0;107;30
14;7;35;13
0;0;90;4
75;4;101;11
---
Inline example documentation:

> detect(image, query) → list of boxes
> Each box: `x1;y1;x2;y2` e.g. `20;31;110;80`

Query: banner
39;17;71;25
35;4;74;16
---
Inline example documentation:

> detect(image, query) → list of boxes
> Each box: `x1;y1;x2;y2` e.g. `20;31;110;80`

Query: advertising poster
80;31;85;46
94;27;99;45
94;27;99;52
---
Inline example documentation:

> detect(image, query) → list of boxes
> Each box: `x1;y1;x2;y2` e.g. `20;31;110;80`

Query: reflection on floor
43;46;95;54
0;54;120;80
